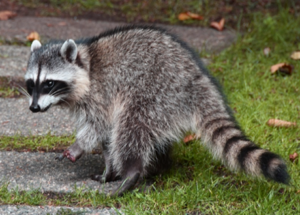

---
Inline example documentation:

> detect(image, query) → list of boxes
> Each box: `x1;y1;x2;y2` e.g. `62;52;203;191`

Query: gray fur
25;26;289;195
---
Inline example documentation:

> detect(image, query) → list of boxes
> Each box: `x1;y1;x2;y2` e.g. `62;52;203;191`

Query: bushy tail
200;114;290;184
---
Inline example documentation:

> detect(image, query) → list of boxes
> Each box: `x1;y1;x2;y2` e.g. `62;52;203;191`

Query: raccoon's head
25;39;90;113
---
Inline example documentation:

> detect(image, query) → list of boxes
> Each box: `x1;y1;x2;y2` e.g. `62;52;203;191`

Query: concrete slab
0;17;236;53
0;45;29;77
0;98;74;136
0;151;121;194
0;205;121;215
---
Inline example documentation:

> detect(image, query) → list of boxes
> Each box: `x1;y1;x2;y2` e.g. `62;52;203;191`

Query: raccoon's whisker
59;98;71;108
51;87;70;96
15;85;30;98
48;87;56;96
48;85;63;96
49;87;68;96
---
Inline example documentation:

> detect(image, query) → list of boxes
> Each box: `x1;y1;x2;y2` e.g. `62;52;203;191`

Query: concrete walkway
0;15;236;214
0;16;236;53
0;151;119;193
0;205;121;215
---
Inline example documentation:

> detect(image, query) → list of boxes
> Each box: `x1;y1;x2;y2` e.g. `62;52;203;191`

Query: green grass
1;9;300;215
0;133;74;152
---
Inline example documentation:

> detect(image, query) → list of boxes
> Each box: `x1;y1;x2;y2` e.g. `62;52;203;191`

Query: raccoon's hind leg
108;121;158;196
111;143;172;196
56;140;84;162
91;141;119;183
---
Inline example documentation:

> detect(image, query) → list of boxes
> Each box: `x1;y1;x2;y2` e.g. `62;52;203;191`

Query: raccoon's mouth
41;104;52;112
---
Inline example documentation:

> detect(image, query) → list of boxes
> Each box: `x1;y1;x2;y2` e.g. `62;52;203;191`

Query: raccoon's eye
45;80;55;88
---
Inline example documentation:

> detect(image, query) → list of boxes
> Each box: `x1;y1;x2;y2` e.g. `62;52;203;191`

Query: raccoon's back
87;26;214;110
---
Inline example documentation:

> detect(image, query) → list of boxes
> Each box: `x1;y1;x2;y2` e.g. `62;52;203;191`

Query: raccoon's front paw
55;149;77;162
55;150;77;162
55;142;84;162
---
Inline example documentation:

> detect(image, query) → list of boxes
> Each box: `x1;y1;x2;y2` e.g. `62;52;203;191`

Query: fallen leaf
291;51;300;60
27;31;40;42
289;152;298;162
183;134;196;143
186;12;203;20
267;119;297;127
263;47;271;56
210;18;225;31
270;63;293;75
178;12;191;21
270;63;285;73
178;12;203;21
0;11;17;20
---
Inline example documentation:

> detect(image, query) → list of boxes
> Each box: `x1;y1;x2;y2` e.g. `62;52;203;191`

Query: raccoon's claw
55;154;65;161
91;169;118;183
91;174;106;183
111;172;141;197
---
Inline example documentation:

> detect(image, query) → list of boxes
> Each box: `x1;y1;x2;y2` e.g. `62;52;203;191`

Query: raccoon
25;25;289;196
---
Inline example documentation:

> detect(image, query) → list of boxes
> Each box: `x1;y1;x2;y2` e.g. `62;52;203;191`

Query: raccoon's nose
30;104;41;113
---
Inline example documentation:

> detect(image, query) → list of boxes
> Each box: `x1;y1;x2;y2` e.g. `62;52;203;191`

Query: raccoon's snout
29;103;52;113
29;104;41;113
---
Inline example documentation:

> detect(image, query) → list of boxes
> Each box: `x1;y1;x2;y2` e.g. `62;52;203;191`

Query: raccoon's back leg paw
91;169;118;183
111;172;141;197
111;157;143;197
55;141;84;162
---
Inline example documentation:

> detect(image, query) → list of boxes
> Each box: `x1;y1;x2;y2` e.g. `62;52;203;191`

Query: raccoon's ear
60;39;78;63
31;40;42;52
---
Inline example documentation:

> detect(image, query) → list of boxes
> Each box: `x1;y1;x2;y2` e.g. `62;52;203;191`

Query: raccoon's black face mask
26;78;70;113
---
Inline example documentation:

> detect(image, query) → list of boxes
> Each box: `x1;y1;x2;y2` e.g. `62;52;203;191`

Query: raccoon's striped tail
201;115;290;184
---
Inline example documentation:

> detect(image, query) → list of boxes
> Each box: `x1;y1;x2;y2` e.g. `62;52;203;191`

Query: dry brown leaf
186;12;203;20
178;12;203;21
27;32;40;42
267;119;297;127
263;47;270;56
270;63;293;75
210;18;225;31
0;11;17;20
183;134;196;143
270;63;285;73
289;152;298;162
178;13;191;21
291;51;300;60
